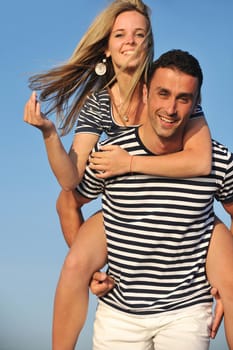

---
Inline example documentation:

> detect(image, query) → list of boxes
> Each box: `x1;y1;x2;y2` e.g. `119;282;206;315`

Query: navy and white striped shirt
78;127;233;316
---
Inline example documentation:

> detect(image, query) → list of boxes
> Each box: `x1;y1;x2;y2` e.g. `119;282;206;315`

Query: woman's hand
89;145;131;178
24;91;56;138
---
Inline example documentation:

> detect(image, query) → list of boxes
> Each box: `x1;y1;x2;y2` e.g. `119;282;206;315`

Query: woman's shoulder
76;88;113;136
88;88;110;104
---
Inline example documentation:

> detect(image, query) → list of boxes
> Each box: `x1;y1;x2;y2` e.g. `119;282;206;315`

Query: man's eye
179;97;189;103
159;91;168;97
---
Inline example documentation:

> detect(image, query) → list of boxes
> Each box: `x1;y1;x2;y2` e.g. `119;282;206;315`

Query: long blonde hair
29;0;154;135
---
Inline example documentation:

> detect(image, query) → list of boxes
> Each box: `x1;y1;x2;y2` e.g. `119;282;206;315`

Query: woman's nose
125;33;135;44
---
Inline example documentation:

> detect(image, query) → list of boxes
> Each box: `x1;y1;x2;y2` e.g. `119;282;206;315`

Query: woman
24;1;233;349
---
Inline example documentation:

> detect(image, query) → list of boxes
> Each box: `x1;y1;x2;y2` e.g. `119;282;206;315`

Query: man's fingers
210;287;224;338
90;272;115;297
210;287;218;298
210;311;223;339
92;271;108;282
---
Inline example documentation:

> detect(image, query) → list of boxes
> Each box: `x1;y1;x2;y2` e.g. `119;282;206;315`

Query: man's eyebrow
177;92;195;99
155;86;169;92
153;87;195;99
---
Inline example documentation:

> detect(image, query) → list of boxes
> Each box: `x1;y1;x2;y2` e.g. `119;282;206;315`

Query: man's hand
210;287;224;339
90;271;115;297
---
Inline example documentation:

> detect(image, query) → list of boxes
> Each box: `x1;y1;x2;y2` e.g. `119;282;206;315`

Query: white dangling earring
95;58;107;76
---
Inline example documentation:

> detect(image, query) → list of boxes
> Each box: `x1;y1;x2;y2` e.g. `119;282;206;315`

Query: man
77;49;233;349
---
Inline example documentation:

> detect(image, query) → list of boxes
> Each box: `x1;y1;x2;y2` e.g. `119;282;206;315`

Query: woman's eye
115;33;123;38
136;32;145;38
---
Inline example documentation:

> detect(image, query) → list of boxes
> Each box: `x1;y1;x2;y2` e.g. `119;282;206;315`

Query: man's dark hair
148;49;203;99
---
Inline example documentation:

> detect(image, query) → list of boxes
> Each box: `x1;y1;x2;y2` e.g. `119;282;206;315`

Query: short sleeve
77;144;105;199
214;144;233;203
75;93;104;137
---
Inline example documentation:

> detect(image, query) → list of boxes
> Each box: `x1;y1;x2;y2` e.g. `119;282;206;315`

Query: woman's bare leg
52;211;107;350
206;217;233;350
56;189;84;247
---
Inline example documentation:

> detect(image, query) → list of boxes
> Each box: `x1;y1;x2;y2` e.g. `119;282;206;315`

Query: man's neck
138;124;183;155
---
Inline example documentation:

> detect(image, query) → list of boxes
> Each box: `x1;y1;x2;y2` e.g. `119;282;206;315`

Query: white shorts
93;302;213;350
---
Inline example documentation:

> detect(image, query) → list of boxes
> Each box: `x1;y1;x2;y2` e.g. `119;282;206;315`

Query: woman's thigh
66;211;107;274
206;217;233;298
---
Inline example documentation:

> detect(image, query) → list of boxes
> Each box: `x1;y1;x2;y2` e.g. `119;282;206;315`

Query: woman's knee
56;189;80;215
62;248;92;281
63;226;106;276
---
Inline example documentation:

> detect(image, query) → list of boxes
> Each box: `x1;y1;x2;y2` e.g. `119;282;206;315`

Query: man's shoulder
212;139;233;164
212;139;232;154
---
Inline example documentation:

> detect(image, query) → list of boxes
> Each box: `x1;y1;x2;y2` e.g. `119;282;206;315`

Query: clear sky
1;0;232;349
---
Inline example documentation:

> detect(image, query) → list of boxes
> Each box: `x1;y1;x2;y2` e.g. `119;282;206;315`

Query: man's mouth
159;115;176;124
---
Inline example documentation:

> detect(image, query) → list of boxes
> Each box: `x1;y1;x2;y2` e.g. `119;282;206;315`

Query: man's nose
166;99;177;115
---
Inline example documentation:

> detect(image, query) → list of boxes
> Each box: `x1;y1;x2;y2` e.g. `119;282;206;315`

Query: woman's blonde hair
29;0;154;135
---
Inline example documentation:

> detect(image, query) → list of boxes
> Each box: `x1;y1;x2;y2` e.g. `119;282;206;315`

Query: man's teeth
160;116;174;123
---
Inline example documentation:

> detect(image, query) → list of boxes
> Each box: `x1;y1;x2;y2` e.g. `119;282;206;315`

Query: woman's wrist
129;155;134;174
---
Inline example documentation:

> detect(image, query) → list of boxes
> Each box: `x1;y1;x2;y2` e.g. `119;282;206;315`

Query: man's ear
143;83;148;104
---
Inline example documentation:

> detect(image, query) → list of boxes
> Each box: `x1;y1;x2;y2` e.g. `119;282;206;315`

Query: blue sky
1;0;233;349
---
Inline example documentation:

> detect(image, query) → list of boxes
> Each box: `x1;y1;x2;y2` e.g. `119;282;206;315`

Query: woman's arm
24;92;98;190
89;116;212;178
133;116;212;177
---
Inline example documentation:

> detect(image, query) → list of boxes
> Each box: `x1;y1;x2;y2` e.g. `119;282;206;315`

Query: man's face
145;67;199;141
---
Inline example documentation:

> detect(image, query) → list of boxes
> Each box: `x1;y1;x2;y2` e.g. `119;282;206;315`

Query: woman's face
106;10;148;74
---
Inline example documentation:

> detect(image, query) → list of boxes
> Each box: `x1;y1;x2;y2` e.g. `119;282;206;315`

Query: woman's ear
105;48;111;58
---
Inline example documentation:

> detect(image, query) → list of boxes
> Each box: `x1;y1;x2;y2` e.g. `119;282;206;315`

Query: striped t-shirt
78;127;233;316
